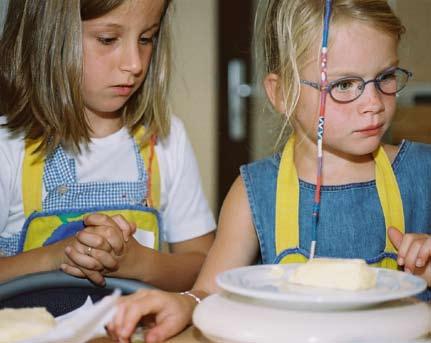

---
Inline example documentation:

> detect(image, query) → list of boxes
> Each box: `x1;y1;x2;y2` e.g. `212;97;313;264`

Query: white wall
170;0;217;212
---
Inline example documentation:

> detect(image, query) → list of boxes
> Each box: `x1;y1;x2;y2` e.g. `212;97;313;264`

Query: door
216;0;254;210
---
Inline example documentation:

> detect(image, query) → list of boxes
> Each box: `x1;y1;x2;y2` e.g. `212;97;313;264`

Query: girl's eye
139;36;154;45
380;71;396;82
334;80;355;92
97;37;117;45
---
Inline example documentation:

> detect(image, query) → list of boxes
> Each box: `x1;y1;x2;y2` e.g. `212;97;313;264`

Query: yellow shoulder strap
22;140;44;217
373;145;405;254
275;135;299;255
134;127;161;209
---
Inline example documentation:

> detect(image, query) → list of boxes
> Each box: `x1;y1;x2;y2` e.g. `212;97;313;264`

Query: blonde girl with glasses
106;1;431;342
0;0;215;290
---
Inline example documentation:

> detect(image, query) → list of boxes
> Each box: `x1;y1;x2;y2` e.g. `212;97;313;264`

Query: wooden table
89;326;212;343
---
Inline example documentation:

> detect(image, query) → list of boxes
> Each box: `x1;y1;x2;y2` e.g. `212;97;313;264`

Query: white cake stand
193;292;431;343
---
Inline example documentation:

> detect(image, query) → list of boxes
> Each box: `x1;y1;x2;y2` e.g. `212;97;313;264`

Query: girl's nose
119;43;144;75
358;82;385;114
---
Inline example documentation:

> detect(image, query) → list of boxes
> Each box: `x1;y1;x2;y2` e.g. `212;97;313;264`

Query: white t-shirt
0;116;215;244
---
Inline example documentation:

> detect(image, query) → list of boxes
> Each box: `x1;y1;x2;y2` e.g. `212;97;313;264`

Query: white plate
216;264;428;310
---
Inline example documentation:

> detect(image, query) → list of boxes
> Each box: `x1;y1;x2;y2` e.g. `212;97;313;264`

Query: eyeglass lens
330;68;410;103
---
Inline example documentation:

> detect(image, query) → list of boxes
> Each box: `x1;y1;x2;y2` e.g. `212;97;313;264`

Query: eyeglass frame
300;67;413;104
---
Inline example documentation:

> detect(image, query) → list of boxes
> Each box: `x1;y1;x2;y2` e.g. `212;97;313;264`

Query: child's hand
388;227;431;286
106;289;196;343
61;213;136;284
84;213;137;245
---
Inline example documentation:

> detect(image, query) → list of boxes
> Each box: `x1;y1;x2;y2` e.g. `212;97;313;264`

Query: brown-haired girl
0;0;215;291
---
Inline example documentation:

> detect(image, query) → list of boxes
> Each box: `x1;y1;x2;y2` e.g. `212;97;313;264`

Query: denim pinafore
241;137;407;269
17;127;161;253
275;136;404;268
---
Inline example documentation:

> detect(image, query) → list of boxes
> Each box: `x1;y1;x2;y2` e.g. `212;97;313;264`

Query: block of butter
289;258;377;291
0;307;56;342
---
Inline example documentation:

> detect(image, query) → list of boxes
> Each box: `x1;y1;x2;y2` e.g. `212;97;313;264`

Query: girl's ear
264;73;284;113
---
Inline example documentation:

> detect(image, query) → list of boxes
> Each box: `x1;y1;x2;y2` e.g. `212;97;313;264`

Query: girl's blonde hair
0;0;172;154
254;0;405;150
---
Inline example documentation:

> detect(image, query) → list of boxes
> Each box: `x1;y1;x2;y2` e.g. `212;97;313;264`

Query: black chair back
0;271;153;316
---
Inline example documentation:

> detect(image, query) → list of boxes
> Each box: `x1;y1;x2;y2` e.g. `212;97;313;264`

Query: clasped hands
61;213;137;285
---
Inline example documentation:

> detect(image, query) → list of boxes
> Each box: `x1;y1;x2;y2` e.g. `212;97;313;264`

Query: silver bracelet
180;291;202;304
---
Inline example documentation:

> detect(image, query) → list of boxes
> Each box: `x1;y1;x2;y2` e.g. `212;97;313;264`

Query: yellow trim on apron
275;135;306;263
22;140;44;217
275;135;404;268
135;127;161;209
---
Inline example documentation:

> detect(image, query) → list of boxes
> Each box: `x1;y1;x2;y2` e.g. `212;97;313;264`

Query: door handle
228;59;252;141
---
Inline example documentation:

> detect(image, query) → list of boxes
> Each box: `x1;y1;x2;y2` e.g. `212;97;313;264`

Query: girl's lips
355;124;384;137
113;85;134;96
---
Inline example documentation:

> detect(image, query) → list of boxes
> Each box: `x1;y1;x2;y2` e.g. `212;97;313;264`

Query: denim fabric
241;140;431;299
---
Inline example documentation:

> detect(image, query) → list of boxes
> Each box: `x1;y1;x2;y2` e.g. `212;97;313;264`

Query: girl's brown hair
0;0;172;154
254;0;405;150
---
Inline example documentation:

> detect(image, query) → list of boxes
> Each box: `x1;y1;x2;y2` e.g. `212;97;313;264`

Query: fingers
61;261;106;286
111;214;137;242
81;213;136;254
65;245;105;271
107;292;152;341
60;264;86;278
402;239;422;273
388;227;403;250
60;263;105;286
416;238;431;268
403;236;431;272
145;316;189;343
393;231;431;274
107;290;192;343
75;230;112;252
66;213;138;286
80;269;106;286
63;246;107;285
65;245;119;271
114;291;163;339
60;213;137;287
83;213;125;255
145;293;196;343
